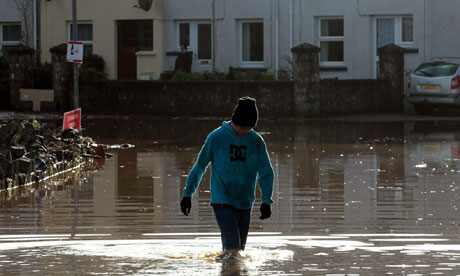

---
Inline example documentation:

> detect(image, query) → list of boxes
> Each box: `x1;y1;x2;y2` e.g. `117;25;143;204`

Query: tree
13;0;34;47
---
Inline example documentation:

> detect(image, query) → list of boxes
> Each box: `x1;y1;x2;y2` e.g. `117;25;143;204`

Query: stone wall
319;79;388;115
8;43;405;117
78;78;394;117
79;80;295;117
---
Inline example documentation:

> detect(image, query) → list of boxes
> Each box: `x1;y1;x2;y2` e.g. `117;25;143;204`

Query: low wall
319;79;389;115
80;80;295;117
79;79;395;117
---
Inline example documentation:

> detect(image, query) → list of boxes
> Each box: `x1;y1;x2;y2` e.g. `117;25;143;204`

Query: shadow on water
2;117;460;275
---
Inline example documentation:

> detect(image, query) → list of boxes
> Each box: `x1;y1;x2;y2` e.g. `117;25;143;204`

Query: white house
162;0;458;80
0;0;37;61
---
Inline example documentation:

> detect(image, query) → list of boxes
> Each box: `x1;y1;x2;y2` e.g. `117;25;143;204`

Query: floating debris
0;120;115;191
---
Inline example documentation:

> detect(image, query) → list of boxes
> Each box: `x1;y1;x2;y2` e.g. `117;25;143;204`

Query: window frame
0;23;22;60
175;20;213;67
67;21;93;56
238;19;264;68
400;16;414;44
318;17;345;67
176;22;191;49
375;16;414;48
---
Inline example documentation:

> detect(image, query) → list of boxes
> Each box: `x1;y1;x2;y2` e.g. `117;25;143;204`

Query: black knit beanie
231;96;258;127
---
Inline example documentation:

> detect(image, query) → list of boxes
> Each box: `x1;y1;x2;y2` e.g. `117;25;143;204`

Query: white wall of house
0;0;22;21
430;1;460;59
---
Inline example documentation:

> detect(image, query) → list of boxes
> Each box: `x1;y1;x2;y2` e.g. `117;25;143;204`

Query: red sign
63;108;81;131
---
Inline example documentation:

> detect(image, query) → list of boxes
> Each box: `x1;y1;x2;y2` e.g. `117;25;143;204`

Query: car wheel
413;103;434;115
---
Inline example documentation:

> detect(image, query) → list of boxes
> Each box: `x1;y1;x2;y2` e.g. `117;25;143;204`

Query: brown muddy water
1;117;460;275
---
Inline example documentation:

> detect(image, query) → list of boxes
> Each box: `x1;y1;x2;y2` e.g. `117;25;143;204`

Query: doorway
177;21;212;72
117;20;153;79
373;16;413;78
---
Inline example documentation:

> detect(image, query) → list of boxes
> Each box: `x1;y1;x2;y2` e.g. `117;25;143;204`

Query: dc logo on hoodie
230;145;247;162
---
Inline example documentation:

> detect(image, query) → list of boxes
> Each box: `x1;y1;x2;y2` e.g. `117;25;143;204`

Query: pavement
2;110;460;123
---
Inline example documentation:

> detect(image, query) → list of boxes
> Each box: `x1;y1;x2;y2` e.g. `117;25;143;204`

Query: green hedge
79;54;107;80
172;67;275;81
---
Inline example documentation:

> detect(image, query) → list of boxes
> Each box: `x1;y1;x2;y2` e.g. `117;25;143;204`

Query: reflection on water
1;118;460;275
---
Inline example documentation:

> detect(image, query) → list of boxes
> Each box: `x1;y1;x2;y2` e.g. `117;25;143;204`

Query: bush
79;54;107;79
80;67;108;80
202;71;225;80
81;54;105;71
171;67;276;81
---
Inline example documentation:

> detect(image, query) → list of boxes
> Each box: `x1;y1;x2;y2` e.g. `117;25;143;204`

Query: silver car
407;58;460;114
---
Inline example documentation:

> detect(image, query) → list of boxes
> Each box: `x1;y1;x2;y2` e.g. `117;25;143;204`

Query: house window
138;20;153;51
197;24;211;60
179;23;190;47
0;23;22;61
376;16;413;48
240;21;264;67
318;18;344;65
401;17;413;43
68;22;93;57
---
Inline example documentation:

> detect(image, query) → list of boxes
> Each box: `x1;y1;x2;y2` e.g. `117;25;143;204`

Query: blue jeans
212;205;251;250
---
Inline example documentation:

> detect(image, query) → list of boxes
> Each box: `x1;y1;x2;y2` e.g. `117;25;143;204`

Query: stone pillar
291;43;320;116
378;44;405;112
50;43;73;111
9;45;36;108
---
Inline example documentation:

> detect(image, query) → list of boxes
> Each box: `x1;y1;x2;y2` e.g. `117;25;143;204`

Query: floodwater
2;117;460;275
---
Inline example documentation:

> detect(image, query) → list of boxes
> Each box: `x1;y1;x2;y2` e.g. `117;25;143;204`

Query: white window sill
320;62;345;67
136;51;156;56
239;62;265;69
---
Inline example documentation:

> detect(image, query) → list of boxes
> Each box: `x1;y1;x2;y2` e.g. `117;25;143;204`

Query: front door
374;18;395;78
117;20;153;79
178;21;212;72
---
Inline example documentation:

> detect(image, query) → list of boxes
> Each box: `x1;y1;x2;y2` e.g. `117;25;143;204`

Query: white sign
67;41;83;63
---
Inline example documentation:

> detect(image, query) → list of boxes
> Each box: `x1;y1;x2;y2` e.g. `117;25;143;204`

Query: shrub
81;54;105;71
80;67;108;80
79;54;107;80
171;68;275;81
202;71;225;80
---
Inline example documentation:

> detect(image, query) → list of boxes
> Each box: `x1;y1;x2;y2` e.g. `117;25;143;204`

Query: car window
413;62;459;77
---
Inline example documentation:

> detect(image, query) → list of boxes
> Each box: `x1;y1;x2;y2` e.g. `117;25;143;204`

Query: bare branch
13;0;34;46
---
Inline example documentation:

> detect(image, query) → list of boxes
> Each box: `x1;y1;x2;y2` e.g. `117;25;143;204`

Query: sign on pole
67;41;83;63
63;108;81;131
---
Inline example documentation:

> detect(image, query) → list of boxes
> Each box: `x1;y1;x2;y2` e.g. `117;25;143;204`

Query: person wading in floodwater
180;96;274;260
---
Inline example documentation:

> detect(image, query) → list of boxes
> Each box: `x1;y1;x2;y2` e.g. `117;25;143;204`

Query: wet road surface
1;116;460;275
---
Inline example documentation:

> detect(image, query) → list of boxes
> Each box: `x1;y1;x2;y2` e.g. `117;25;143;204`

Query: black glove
180;197;191;216
259;203;271;220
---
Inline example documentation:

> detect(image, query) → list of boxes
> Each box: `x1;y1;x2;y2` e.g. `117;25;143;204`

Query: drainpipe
33;0;37;50
289;0;293;59
275;0;279;78
212;0;216;71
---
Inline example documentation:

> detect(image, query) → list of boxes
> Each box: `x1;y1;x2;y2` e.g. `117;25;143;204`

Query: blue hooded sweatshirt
184;121;274;209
